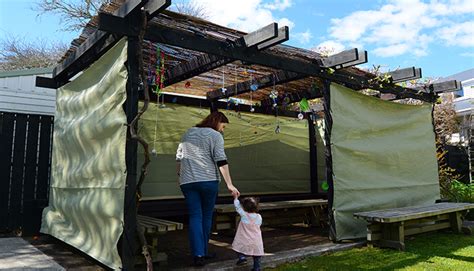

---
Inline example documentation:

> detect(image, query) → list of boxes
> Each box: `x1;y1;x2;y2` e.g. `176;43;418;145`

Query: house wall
0;68;55;116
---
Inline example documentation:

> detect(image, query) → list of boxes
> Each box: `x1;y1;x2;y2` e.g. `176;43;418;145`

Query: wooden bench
353;202;474;251
136;215;183;265
213;199;328;231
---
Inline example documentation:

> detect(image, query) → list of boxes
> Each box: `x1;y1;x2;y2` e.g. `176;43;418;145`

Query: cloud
263;0;293;11
438;21;474;47
293;30;312;44
312;40;345;54
460;52;474;57
192;0;294;32
324;0;473;58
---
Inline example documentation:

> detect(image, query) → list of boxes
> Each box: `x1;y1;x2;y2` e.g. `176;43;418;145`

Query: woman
176;111;240;267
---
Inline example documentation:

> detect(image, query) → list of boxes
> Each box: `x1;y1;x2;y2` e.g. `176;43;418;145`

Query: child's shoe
236;257;247;265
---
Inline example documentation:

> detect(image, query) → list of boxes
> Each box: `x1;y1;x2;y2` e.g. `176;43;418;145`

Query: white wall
0;68;56;116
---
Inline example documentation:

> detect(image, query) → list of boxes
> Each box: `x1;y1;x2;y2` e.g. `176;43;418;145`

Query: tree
0;35;67;71
173;0;209;19
35;0;209;32
35;0;112;32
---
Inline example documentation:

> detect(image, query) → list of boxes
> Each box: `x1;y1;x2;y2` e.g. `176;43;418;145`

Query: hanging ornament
298;113;304;120
250;84;259;91
151;149;157;157
299;98;310;112
250;106;255;113
321;181;329;191
275;123;281;134
221;87;227;94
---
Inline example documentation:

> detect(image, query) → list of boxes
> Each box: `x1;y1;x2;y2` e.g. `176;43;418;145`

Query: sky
1;0;473;79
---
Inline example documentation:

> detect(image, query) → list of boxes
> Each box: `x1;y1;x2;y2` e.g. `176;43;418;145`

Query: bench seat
354;202;474;250
214;199;328;230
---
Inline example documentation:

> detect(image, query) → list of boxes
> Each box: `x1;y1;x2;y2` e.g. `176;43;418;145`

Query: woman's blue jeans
180;181;219;257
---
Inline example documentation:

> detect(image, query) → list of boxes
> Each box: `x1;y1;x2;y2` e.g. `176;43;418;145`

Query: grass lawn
269;232;474;271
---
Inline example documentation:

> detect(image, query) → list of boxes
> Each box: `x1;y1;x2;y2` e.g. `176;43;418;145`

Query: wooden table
354;202;474;250
214;199;328;230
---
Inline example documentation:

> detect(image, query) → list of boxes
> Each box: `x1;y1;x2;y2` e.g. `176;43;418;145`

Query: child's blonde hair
241;197;259;213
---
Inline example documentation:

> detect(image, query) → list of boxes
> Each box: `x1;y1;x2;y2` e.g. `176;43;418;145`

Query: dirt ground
17;224;329;270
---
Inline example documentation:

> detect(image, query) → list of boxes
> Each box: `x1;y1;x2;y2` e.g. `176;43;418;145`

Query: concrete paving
0;237;65;271
171;241;365;271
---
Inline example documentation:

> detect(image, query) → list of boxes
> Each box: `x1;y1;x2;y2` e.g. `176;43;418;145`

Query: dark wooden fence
0;111;54;235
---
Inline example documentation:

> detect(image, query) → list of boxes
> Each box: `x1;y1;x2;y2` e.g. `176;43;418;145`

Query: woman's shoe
192;256;205;267
203;252;217;259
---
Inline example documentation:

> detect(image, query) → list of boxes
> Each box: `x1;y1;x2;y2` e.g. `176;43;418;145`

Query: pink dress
231;199;264;256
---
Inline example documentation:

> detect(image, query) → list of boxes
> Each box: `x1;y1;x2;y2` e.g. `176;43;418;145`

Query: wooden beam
206;70;303;100
114;0;143;18
165;26;288;86
165;55;233;86
35;76;61;89
145;23;324;76
321;48;359;68
98;12;139;36
144;0;172;19
431;80;462;93
145;23;434;102
385;67;417;83
256;26;289;50
336;50;368;69
241;23;278;47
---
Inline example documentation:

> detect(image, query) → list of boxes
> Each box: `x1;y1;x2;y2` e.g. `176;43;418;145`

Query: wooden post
308;112;318;195
322;80;336;240
122;11;142;270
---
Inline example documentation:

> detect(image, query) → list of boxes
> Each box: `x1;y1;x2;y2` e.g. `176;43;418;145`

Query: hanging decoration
321;181;329;191
271;73;280;134
147;43;167;156
221;67;227;94
269;73;278;108
152;45;166;95
299;97;310;112
298;112;304;120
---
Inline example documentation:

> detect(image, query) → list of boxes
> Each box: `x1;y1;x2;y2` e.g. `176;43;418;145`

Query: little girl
232;195;264;271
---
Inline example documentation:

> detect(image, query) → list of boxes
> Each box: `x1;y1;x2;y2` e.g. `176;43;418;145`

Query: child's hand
232;191;239;200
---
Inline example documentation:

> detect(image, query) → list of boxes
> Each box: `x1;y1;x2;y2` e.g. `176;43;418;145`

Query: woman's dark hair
241;197;259;213
196;111;229;131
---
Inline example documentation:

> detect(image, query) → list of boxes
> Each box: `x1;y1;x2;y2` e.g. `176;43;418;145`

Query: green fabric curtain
330;83;440;240
41;38;128;269
137;103;324;199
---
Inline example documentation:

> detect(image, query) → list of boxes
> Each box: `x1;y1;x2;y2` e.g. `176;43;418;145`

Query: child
232;195;264;271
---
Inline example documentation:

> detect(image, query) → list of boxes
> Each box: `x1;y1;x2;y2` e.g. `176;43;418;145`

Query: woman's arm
219;164;240;197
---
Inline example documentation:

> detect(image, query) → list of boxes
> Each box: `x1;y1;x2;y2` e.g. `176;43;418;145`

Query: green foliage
447;180;474;203
270;232;474;271
437;145;462;200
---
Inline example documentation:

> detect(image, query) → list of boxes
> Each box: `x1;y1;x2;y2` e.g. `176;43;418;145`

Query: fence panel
0;112;53;235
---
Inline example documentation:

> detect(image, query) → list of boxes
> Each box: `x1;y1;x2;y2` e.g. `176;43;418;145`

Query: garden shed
33;0;462;269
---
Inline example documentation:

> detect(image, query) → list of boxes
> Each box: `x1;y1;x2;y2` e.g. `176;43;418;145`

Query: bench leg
450;212;462;233
380;222;405;251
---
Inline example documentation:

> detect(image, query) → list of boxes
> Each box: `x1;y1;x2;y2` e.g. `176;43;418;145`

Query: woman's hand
227;184;240;198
